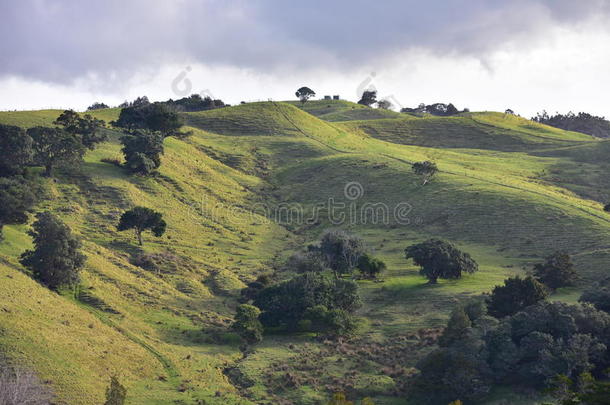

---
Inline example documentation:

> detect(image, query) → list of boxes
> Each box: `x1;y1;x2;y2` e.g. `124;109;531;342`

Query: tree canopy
405;239;478;283
117;206;166;245
412;161;438;185
487;276;548;318
27;126;86;176
0;124;33;176
54;109;107;149
532;251;577;289
295;87;316;103
358;90;377;107
319;230;366;278
120;131;164;175
114;102;182;137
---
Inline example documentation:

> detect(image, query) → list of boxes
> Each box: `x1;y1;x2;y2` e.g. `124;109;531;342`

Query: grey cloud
1;0;609;85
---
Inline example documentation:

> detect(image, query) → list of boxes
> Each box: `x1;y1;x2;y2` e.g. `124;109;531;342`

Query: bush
20;212;86;290
253;273;361;330
120;131;164;175
0;124;33;176
302;305;357;338
232;304;264;344
357;253;386;279
285;250;326;273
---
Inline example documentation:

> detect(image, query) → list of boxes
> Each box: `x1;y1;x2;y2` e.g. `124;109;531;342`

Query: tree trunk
136;229;143;246
44;164;53;177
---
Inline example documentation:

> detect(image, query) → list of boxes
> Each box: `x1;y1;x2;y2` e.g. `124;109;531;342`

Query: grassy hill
1;101;609;404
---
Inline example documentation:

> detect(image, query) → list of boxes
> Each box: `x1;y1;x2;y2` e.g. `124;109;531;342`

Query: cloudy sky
2;0;610;116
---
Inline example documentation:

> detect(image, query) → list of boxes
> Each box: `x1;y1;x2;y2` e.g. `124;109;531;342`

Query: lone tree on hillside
54;109;107;149
232;304;264;344
20;212;86;290
405;239;478;284
358;90;377;107
487;276;548;318
357;253;386;279
412;161;438;185
320;230;366;278
117;206;166;246
27;126;86;176
532;251;577;289
120;131;164;175
0;124;33;176
295;87;316;104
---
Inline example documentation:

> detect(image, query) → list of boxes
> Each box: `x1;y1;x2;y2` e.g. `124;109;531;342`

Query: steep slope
1;102;609;404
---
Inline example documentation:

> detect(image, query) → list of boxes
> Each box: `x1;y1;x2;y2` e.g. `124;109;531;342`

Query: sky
2;0;610;117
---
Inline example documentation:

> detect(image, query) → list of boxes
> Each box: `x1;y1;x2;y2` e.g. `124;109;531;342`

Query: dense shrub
120;131;164;175
0;124;33;176
580;277;610;313
357;253;386;279
232;304;264;344
253;273;361;330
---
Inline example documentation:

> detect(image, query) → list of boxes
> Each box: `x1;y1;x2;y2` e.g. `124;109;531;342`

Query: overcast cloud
2;0;610;115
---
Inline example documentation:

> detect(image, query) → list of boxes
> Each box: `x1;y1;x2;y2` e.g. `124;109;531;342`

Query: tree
285;250;326;273
0;124;33;176
439;306;472;347
533;251;577;289
0;176;41;238
405;239;478;284
357;253;386;279
253;273;361;330
320;230;366;278
120;131;164;174
20;212;86;289
358;90;377;107
604;203;610;213
487;276;548;318
117;206;166;246
54;110;107;149
579;277;610;313
232;304;264;344
87;102;109;110
115;102;182;137
295;87;316;103
376;99;393;110
104;376;127;405
27;126;86;176
412;161;438;185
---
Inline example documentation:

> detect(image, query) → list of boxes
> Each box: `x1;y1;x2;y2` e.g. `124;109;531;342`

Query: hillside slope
1;102;609;404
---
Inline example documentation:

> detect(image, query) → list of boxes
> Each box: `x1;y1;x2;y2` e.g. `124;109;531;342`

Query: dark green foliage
239;274;272;303
165;94;225;112
412;160;438;185
232;304;264;344
439;306;472;347
319;230;366;278
547;372;610;405
0;124;33;176
533;251;578;289
357;253;386;279
285;250;326;273
416;300;610;403
426;103;460;116
120;131;164;174
117;206;166;246
27;126;86;176
358;90;377;106
115;102;182;136
253;273;361;330
488;276;548;318
604;203;610;212
0;176;41;235
580;278;610;313
20;212;86;290
104;376;127;405
301;305;357;338
532;110;610;138
54;110;107;149
376;99;393;110
87;102;109;110
405;239;478;283
295;87;316;103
